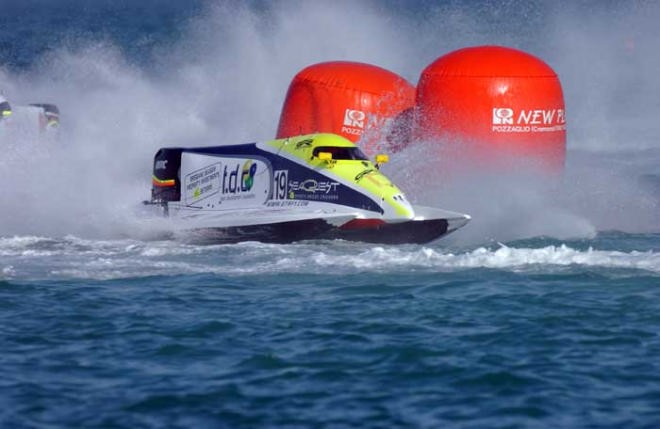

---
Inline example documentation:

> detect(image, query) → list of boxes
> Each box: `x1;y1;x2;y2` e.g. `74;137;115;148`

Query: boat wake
1;234;657;281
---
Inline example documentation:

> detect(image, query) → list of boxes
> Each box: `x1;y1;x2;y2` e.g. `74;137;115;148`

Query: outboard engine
151;148;183;203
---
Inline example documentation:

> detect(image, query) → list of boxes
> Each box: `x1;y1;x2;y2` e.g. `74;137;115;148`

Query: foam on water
1;235;657;281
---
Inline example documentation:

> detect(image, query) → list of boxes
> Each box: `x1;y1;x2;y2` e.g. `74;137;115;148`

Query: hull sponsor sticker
273;170;340;202
181;153;269;208
265;200;310;208
216;159;269;206
184;162;221;205
288;179;340;201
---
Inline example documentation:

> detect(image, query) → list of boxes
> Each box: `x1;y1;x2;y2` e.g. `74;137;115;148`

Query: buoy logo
343;109;366;128
491;107;566;133
492;108;514;125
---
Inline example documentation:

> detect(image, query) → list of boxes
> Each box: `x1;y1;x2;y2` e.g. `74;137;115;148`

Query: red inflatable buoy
415;46;566;172
276;61;415;155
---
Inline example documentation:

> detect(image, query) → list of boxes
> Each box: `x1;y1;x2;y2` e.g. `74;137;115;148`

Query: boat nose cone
385;194;415;220
448;214;471;232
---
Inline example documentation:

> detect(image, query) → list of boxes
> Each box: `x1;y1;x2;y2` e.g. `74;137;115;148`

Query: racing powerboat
145;133;470;244
0;93;60;139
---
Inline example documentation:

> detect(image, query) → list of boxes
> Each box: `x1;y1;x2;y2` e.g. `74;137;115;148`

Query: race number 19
273;170;288;200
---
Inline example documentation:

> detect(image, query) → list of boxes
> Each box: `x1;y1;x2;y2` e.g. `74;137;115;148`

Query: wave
1;235;657;281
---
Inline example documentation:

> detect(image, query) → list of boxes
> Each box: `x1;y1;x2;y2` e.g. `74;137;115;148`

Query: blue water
2;1;660;428
2;235;659;428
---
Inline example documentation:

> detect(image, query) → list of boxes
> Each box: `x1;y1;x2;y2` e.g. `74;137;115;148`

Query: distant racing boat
0;93;59;139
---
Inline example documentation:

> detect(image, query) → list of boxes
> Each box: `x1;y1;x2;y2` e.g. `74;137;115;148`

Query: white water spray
0;1;657;242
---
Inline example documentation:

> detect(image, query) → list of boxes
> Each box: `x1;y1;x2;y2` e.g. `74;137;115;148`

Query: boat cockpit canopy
312;146;369;161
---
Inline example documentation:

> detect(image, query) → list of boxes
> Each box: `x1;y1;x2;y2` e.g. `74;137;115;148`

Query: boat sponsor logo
216;158;268;206
295;139;313;150
273;170;340;202
155;160;168;170
288;179;340;201
265;200;310;208
242;160;258;191
492;107;566;133
341;108;366;136
184;162;221;204
181;154;269;208
290;179;339;194
222;160;257;194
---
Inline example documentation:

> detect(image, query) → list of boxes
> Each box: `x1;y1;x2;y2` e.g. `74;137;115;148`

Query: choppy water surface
1;233;659;428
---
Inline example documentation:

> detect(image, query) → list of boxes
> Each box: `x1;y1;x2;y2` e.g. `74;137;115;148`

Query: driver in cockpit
0;94;12;121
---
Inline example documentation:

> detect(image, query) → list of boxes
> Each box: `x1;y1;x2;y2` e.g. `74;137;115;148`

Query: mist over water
0;0;657;242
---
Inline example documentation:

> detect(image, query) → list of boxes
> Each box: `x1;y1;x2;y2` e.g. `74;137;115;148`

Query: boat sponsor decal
181;153;269;207
184;162;222;205
288;179;340;201
155;160;168;170
290;179;339;194
265;200;310;208
221;160;257;194
272;170;340;202
295;139;313;150
216;159;267;205
491;107;566;133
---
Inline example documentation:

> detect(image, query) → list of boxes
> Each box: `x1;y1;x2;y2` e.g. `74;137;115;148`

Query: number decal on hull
274;170;288;200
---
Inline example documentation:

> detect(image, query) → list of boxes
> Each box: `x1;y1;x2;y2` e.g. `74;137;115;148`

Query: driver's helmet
0;94;11;121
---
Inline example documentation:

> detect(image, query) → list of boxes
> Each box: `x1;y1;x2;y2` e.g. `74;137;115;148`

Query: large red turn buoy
415;46;566;172
276;61;415;155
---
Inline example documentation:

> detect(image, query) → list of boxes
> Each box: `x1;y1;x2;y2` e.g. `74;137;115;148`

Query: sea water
1;1;659;428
